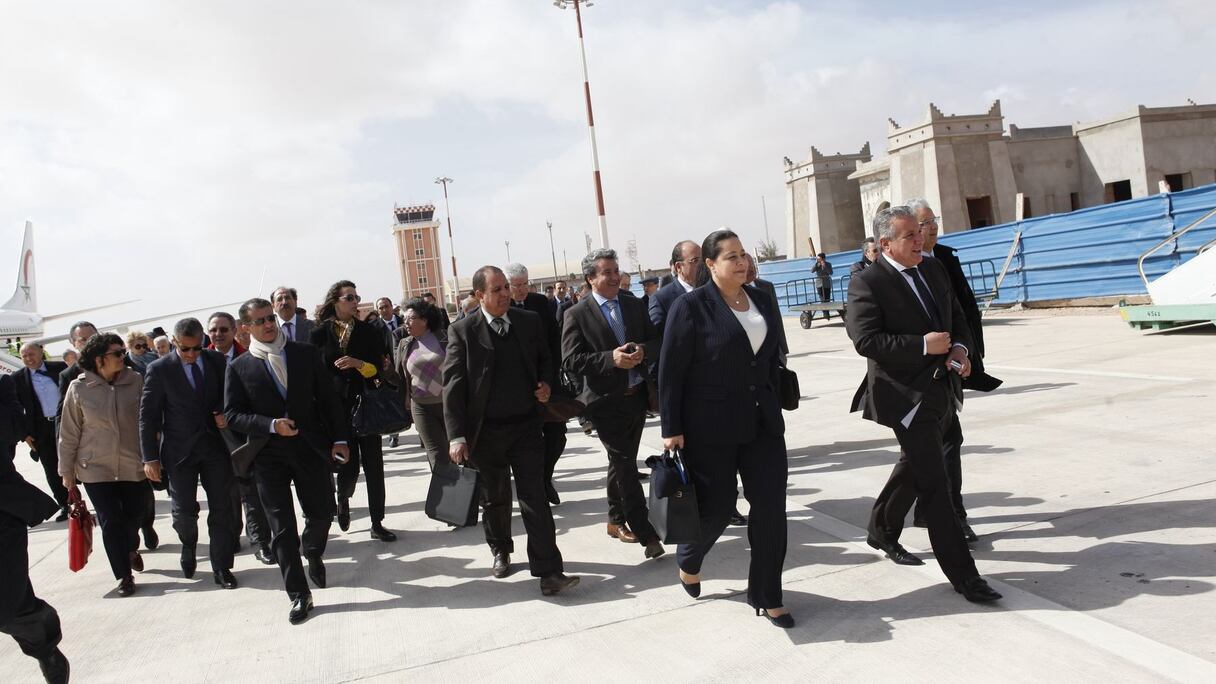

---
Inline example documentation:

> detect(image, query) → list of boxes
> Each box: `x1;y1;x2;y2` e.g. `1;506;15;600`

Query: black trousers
31;420;68;508
252;438;335;600
869;381;979;585
412;401;448;472
471;418;562;576
336;432;385;522
82;480;146;580
912;412;966;523
0;512;62;661
542;420;567;488
676;430;788;610
587;391;658;543
229;473;271;549
164;441;236;573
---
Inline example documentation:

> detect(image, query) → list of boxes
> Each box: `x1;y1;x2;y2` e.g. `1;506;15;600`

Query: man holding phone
562;249;665;562
224;298;350;624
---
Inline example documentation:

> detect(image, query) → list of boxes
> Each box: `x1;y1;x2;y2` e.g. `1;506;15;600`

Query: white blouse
730;292;768;354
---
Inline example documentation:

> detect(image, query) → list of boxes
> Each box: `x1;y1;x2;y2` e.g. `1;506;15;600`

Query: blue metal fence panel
758;182;1216;312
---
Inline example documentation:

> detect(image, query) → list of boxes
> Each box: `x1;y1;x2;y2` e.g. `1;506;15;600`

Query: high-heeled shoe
679;578;701;598
755;607;795;629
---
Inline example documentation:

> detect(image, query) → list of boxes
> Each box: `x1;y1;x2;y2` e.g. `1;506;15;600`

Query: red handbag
67;487;95;572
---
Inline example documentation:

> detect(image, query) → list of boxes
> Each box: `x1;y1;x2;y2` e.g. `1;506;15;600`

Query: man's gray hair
580;248;618;281
860;237;876;251
904;198;933;215
503;262;529;281
872;205;917;241
173;317;205;339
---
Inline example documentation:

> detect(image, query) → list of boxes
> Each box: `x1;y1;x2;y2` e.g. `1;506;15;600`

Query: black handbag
425;461;480;527
778;365;800;411
645;450;701;544
351;379;412;437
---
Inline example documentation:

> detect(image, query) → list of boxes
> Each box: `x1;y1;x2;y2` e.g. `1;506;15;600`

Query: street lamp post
434;176;459;305
547;221;560;281
555;0;610;248
505;241;511;261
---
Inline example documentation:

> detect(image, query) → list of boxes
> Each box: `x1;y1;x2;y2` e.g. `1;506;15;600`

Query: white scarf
248;330;288;392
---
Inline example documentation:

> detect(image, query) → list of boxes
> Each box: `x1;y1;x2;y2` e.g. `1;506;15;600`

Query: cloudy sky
1;0;1213;326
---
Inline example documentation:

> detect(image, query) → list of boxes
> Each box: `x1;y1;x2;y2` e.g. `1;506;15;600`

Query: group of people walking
3;201;1004;682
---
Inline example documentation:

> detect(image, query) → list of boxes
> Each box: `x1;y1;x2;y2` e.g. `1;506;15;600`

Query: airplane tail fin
2;221;35;313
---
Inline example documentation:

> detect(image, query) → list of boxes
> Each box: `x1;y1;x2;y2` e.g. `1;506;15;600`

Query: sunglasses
132;343;148;351
248;316;278;326
177;345;205;353
208;326;231;334
103;349;127;360
338;294;361;303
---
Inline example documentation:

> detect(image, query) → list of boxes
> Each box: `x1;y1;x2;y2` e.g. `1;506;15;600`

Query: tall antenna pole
556;0;609;248
434;176;459;305
547;222;560;280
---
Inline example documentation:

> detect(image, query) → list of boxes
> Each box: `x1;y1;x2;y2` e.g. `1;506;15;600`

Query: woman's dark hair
317;280;357;322
79;332;125;374
693;229;740;287
403;297;442;332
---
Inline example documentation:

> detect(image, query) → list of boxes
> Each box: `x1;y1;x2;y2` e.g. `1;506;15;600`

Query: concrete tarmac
3;310;1214;683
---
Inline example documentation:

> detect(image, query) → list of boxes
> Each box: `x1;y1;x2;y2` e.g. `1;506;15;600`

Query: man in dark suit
648;240;700;336
845;206;1001;603
139;317;238;587
58;320;160;551
443;266;579;595
563;249;665;560
225;298;350;624
14;342;69;520
271;286;315;344
208;312;272;562
906;199;1003;541
421;292;450;331
851;238;878;274
1;372;69;684
505;263;568;506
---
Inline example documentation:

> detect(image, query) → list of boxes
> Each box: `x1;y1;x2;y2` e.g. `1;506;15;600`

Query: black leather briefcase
425;461;480;527
646;450;701;544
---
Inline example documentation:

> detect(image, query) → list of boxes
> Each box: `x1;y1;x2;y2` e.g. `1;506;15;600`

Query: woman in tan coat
59;332;148;596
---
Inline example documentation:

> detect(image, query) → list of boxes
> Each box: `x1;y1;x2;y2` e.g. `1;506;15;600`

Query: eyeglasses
338;294;361;303
208;326;230;334
132;343;148;351
248;316;278;327
177;345;205;353
918;216;939;227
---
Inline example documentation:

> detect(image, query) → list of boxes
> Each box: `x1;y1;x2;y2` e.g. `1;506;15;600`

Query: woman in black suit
658;229;792;628
310;280;397;542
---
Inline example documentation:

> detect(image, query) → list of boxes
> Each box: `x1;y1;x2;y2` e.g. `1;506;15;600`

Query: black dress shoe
960;522;979;543
491;552;511;578
370;523;397;542
307;557;327;589
181;547;197;579
540;572;580;596
754;607;795;629
129;551;145;573
288;595;314;624
729;510;748;526
142;525;159;550
214;570;238;589
255;546;277;565
679;574;701;598
866;535;924;566
389;434;399;448
644;540;666;559
54;507;70;523
954;576;1002;603
37;647;70;684
117;576;135;597
545;483;561;506
336;497;351;532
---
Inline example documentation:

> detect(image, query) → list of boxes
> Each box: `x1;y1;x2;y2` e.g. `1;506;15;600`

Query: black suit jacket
658;284;784;443
310;318;388;408
442;308;553;455
138;350;228;466
513;292;561;364
0;374;22;459
647;279;688;333
561;293;660;410
14;361;67;436
845;256;973;429
1;373;59;525
223;341;348;463
929;243;1000;391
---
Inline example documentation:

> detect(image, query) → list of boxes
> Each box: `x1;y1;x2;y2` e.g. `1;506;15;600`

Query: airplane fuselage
0;310;43;339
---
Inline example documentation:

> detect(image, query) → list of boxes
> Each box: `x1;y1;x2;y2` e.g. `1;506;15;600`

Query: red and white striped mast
555;0;610;249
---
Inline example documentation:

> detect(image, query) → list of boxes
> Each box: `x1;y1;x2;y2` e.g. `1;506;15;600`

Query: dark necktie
491;317;507;337
283;321;294;341
189;362;205;400
903;267;943;330
35;368;52;378
512;300;525;309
